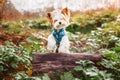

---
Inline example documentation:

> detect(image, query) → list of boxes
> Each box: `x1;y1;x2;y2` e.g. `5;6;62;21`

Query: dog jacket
52;28;66;45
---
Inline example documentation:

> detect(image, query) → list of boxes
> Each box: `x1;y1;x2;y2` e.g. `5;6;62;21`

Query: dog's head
47;7;70;29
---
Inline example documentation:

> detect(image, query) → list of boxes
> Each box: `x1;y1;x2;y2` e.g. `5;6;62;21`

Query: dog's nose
59;22;62;24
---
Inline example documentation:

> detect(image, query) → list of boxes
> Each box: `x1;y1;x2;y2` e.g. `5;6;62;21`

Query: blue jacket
53;28;66;45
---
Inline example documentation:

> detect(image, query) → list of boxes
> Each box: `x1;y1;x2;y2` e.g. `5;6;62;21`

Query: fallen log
32;53;103;75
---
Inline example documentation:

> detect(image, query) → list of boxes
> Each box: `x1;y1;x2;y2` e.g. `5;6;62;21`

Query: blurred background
0;0;120;80
0;0;120;20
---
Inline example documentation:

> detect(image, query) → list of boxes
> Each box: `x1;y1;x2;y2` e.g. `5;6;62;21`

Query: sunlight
10;0;119;13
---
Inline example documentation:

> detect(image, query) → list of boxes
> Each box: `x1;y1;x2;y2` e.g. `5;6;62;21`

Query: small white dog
47;7;70;53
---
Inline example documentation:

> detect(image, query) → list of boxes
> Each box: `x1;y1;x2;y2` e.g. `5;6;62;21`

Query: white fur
47;34;57;52
58;34;70;53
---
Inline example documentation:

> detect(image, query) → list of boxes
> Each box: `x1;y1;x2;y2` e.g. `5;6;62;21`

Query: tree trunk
32;53;103;75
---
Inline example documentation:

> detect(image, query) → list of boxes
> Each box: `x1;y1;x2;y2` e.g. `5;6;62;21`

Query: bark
32;53;103;75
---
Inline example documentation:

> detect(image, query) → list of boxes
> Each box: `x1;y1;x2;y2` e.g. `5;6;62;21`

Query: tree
0;0;6;21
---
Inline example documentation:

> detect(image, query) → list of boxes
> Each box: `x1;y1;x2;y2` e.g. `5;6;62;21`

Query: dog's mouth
53;21;68;29
56;24;65;28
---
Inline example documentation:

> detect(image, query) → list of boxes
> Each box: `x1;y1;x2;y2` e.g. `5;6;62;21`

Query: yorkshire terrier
47;7;70;53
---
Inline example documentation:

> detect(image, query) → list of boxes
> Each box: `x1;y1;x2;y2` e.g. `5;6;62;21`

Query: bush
67;22;93;33
87;21;120;50
67;10;119;33
1;21;30;35
27;18;51;29
100;49;120;80
0;42;32;79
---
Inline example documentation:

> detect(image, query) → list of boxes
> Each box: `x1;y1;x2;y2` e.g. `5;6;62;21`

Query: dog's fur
47;7;70;53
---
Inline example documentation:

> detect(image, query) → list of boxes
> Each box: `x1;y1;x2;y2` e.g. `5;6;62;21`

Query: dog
47;7;70;53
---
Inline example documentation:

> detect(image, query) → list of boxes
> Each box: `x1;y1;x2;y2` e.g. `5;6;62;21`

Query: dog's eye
54;20;57;23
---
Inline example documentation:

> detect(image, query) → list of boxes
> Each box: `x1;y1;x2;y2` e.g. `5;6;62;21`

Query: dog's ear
47;12;52;19
47;12;53;23
61;7;70;17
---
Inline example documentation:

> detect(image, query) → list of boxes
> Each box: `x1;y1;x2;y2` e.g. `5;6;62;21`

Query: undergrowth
0;10;120;80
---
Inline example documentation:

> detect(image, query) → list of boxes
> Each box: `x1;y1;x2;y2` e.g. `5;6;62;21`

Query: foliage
0;42;32;79
14;72;41;80
21;36;48;54
67;10;119;33
100;49;120;80
0;10;120;80
74;60;113;80
26;18;50;29
64;10;120;80
1;21;30;35
86;21;120;53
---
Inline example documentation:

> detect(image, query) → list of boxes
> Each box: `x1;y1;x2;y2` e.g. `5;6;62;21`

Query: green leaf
0;65;4;72
103;52;118;61
42;74;50;80
76;60;94;67
11;63;18;69
27;37;36;43
113;47;120;53
74;66;83;71
60;72;74;80
27;37;40;44
33;44;41;51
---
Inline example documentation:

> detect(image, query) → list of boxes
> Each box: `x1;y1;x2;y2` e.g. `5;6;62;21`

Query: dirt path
0;32;28;45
